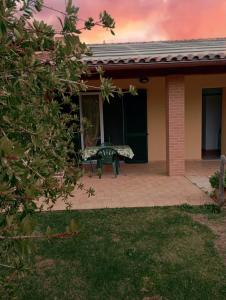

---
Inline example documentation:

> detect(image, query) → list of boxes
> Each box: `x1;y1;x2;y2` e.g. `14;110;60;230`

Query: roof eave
88;59;226;70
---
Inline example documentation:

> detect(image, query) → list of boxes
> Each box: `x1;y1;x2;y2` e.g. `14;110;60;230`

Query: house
78;37;226;176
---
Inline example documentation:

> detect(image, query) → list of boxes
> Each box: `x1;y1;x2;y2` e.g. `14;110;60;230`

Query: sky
36;0;226;43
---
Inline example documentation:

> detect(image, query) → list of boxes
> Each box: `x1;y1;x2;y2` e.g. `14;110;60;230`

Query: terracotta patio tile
42;161;214;210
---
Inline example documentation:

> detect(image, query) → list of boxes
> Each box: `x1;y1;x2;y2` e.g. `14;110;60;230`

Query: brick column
166;76;185;176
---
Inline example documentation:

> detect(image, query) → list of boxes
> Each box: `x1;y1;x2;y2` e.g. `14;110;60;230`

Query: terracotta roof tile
35;38;226;66
84;37;226;65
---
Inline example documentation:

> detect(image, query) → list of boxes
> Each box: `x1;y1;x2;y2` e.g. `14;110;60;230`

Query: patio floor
54;160;220;210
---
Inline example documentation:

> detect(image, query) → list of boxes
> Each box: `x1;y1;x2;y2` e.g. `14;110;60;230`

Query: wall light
139;76;149;84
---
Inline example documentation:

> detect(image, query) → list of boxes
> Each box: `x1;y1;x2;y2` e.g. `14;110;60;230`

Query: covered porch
81;38;226;176
53;160;218;210
82;74;226;176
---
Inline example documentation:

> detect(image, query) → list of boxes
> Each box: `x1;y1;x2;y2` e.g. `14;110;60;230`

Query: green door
123;89;148;163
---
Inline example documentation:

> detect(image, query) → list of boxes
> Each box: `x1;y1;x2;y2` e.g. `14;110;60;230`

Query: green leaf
31;136;42;148
6;215;14;227
21;216;34;235
57;16;64;29
0;20;7;38
14;28;21;40
3;115;11;123
0;136;13;155
35;0;43;12
129;85;138;96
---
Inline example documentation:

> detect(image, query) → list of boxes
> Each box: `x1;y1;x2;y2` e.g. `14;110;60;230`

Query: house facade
80;38;226;176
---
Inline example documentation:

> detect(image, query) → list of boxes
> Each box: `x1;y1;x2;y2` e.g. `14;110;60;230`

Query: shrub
209;170;226;189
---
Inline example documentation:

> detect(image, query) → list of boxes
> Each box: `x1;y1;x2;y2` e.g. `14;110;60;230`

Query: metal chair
96;147;119;178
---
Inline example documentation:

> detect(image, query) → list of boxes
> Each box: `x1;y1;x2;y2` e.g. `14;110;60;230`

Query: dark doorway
123;90;148;163
103;95;124;145
202;88;222;159
103;89;148;163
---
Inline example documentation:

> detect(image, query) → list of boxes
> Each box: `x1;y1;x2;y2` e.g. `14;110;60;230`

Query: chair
96;147;120;178
100;142;112;147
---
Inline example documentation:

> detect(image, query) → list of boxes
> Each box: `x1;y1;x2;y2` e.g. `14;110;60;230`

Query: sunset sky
36;0;226;43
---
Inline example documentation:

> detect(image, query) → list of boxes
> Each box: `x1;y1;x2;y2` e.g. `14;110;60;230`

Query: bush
209;170;226;189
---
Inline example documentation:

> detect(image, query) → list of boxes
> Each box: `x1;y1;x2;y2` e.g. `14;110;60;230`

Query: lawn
5;205;226;300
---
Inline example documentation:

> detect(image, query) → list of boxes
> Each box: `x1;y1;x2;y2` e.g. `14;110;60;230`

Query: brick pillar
166;76;185;176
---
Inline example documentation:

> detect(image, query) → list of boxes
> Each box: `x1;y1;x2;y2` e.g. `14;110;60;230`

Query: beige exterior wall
89;73;226;162
185;74;226;160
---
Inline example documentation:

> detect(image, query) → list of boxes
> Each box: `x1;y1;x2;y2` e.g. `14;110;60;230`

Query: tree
0;0;135;294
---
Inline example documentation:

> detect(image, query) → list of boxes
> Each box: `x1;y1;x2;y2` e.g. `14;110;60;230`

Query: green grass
8;206;226;299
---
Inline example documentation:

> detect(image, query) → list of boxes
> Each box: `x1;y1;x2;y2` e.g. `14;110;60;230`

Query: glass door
80;94;104;149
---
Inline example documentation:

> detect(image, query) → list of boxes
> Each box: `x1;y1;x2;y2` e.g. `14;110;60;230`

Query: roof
84;38;226;66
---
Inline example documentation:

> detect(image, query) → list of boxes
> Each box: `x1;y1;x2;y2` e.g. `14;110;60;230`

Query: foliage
209;170;226;189
209;170;226;208
0;0;128;294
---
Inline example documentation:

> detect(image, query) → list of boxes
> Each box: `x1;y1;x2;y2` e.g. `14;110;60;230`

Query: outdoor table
82;145;134;161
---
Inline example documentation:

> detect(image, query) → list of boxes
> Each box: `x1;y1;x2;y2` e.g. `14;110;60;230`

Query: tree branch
0;263;17;269
21;159;45;180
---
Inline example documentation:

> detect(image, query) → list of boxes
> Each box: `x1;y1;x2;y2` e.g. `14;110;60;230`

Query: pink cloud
35;0;226;43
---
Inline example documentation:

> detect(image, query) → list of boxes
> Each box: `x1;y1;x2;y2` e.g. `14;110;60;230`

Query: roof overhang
87;59;226;79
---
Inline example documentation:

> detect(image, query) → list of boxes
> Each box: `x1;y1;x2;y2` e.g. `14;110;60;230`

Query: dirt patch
36;258;55;271
35;258;55;277
191;213;226;265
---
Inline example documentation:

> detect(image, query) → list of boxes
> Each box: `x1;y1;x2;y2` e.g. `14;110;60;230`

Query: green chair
96;147;120;178
100;142;112;147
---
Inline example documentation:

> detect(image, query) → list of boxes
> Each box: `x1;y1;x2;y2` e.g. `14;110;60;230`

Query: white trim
99;94;104;144
79;92;104;149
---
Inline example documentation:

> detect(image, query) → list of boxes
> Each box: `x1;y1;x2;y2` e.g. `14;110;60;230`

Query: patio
53;160;220;210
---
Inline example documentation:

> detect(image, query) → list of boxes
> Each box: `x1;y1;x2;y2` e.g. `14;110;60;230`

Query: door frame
79;92;104;149
202;88;222;159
